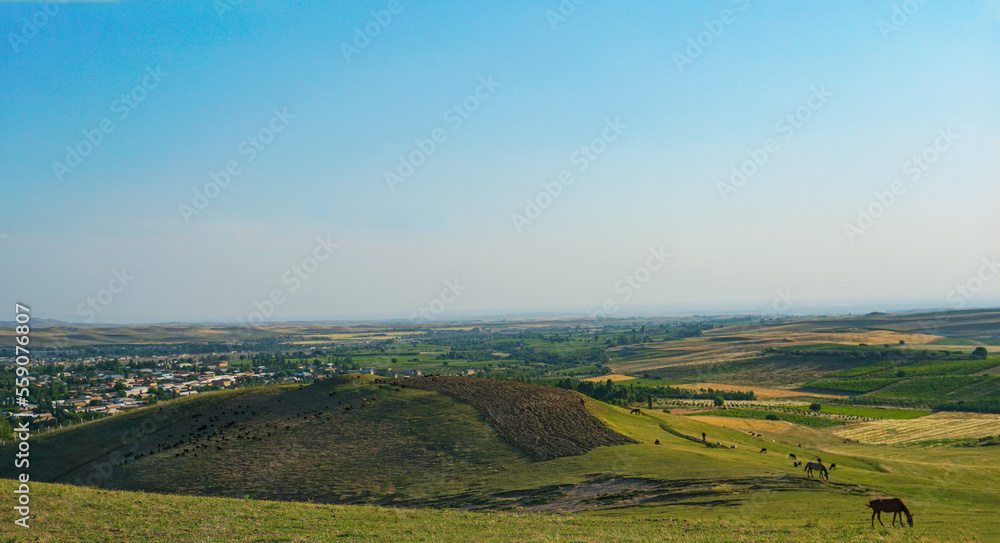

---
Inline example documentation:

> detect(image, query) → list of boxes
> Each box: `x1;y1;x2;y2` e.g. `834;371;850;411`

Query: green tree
0;418;13;441
713;396;725;407
809;403;822;412
972;347;988;360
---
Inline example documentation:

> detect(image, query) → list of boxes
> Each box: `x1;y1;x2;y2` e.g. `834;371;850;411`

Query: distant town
0;335;456;436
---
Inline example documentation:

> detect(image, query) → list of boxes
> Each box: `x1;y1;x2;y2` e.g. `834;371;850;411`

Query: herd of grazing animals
653;412;913;528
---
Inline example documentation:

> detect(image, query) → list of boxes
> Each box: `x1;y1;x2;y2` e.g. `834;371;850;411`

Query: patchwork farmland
833;412;1000;445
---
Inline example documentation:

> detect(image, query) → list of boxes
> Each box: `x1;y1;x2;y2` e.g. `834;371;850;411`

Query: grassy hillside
0;376;536;505
4;375;1000;541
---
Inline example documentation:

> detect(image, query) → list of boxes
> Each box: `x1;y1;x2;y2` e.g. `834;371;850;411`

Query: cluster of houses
34;363;264;416
7;352;476;427
53;370;240;415
11;360;293;423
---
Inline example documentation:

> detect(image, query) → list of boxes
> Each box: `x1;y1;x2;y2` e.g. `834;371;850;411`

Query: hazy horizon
3;1;998;324
12;300;1000;328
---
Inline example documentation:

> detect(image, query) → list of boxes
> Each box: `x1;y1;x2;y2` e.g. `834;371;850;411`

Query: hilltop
1;375;631;506
398;376;635;459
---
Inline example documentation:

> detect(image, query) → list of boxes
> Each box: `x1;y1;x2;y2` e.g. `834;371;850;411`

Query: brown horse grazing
804;462;828;480
789;453;797;460
630;408;642;415
867;498;913;527
759;448;767;454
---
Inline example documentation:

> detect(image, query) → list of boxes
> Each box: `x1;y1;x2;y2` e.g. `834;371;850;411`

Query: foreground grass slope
0;479;987;543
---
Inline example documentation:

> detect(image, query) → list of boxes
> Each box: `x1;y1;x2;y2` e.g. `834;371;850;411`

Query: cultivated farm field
675;381;846;399
833;412;1000;445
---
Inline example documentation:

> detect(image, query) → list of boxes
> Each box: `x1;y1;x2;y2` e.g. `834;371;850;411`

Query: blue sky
1;0;999;324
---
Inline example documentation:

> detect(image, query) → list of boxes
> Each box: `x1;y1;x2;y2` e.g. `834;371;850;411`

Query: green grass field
3;480;983;543
824;359;900;378
804;378;899;394
871;376;988;401
930;337;981;346
826;358;999;380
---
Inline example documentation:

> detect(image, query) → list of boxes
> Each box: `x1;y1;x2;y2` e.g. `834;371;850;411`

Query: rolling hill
0;375;632;506
4;375;1000;541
